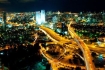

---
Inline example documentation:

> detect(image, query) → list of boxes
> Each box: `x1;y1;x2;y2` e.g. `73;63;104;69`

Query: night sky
0;0;105;12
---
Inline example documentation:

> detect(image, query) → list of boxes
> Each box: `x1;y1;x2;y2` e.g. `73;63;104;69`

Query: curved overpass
39;43;86;70
68;21;96;70
39;26;71;44
39;24;96;70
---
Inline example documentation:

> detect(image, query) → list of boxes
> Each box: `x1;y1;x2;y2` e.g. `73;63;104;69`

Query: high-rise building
2;11;6;30
41;10;45;23
36;11;41;25
36;10;45;25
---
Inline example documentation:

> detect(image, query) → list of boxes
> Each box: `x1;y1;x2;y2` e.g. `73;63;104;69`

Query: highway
40;44;105;70
39;26;71;44
39;43;86;70
39;26;86;70
68;21;96;70
39;24;105;70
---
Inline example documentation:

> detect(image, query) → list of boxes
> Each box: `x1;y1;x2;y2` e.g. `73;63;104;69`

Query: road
40;42;104;70
39;26;105;53
39;26;85;70
68;21;96;70
39;25;105;70
39;26;71;44
39;43;86;70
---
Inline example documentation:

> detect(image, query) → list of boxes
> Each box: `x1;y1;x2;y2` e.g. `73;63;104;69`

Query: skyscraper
41;10;45;23
3;11;6;30
36;10;45;25
36;11;41;25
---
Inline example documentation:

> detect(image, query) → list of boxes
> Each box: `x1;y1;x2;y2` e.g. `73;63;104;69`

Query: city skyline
0;7;105;70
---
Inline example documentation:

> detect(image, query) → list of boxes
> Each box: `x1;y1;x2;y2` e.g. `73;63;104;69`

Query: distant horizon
0;0;105;13
0;8;105;13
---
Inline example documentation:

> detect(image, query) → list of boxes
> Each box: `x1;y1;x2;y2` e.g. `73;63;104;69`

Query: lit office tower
36;11;41;25
41;10;45;23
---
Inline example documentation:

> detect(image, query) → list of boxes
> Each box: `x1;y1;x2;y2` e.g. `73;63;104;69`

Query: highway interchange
39;21;105;70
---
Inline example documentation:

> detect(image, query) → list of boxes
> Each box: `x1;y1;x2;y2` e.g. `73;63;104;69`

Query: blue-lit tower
36;11;41;25
41;10;45;23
